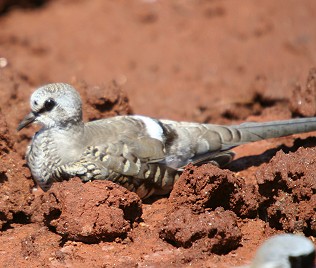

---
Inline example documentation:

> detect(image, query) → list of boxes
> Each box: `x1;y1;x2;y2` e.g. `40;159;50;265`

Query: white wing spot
133;115;163;141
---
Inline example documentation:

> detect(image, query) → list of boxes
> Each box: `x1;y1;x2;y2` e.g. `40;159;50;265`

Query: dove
18;83;316;198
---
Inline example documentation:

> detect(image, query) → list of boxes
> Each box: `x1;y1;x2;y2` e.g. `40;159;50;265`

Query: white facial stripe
133;115;163;141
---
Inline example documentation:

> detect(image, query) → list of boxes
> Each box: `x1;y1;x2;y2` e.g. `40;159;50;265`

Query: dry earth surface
0;0;315;267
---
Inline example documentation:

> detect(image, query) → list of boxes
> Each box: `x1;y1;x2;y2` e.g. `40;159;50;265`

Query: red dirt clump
30;178;142;243
170;164;259;218
256;147;316;235
73;79;133;122
159;207;241;254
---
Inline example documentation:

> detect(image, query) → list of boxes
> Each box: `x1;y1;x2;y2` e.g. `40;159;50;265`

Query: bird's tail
159;117;316;169
221;117;316;149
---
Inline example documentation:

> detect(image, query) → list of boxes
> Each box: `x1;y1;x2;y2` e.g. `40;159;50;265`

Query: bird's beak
17;112;37;131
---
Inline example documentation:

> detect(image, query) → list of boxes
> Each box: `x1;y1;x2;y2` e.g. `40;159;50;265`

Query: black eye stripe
37;98;56;114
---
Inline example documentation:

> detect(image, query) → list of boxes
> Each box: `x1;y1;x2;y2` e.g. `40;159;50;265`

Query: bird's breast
50;128;86;163
27;127;85;186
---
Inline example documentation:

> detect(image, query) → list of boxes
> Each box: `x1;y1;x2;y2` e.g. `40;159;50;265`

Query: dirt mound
160;207;241;254
30;179;142;243
169;164;259;218
256;147;316;235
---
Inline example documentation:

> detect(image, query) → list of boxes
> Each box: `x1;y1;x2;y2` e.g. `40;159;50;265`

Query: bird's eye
44;99;56;111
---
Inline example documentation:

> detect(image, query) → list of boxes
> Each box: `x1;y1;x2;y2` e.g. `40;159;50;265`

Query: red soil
0;1;315;267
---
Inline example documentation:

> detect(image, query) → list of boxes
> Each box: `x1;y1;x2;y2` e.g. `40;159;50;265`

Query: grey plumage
18;83;316;198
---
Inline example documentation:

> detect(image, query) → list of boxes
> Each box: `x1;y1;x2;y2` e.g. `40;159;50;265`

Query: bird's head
17;83;82;131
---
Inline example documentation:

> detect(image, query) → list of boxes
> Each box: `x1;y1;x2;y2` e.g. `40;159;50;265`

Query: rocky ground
0;0;315;267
